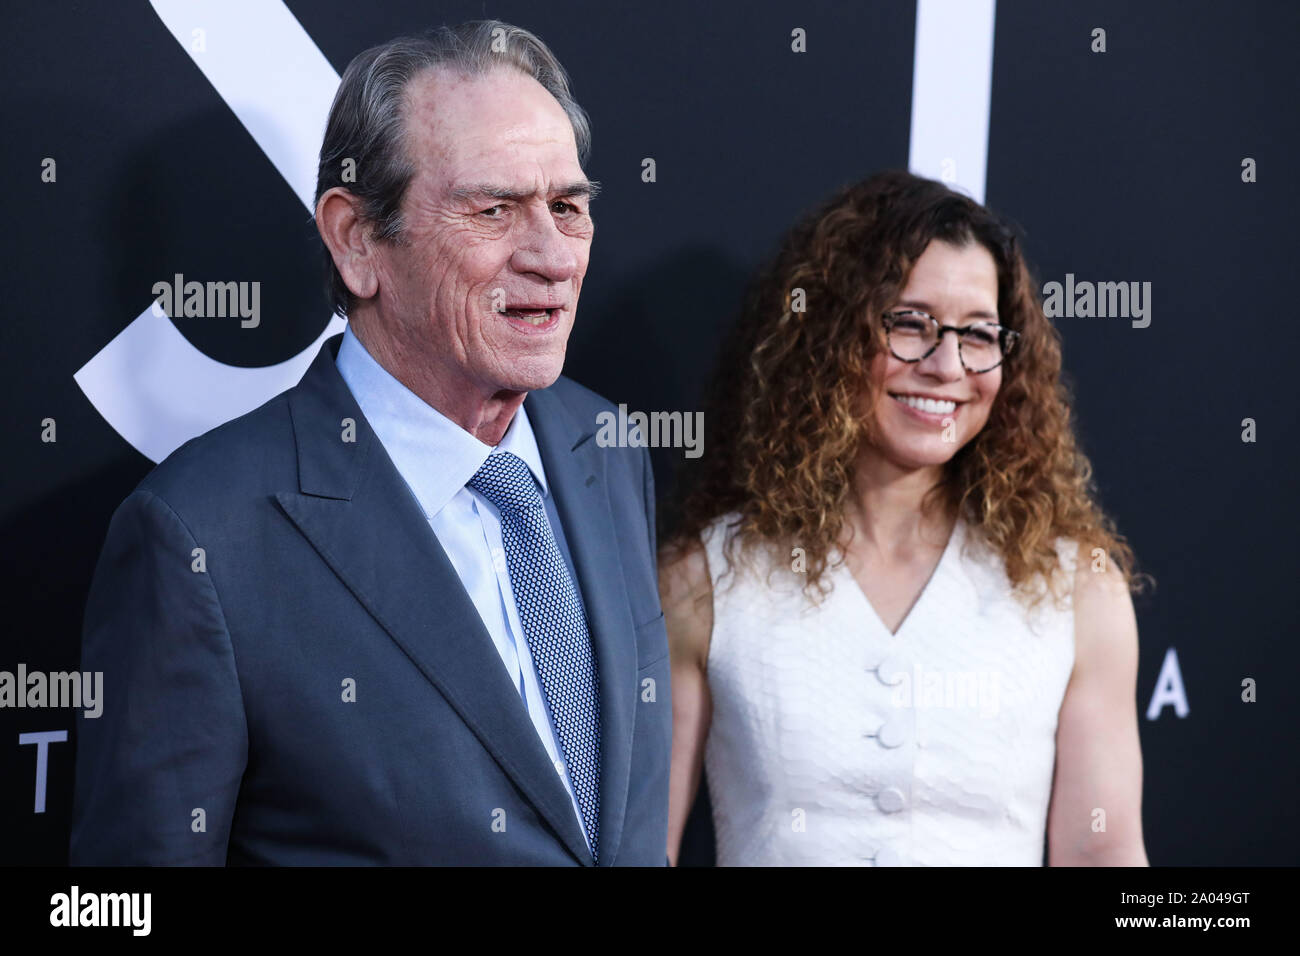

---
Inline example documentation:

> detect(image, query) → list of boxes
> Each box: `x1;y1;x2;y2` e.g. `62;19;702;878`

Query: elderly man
70;21;670;866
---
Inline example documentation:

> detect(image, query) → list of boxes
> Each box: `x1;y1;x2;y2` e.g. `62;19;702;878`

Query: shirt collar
334;324;549;519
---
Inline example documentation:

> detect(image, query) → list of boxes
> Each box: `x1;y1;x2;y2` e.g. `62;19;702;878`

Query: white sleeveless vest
700;514;1077;866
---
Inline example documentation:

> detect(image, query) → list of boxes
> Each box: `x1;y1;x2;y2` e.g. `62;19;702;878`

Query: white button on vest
873;846;902;867
554;759;566;775
876;654;907;686
876;787;907;813
876;717;909;748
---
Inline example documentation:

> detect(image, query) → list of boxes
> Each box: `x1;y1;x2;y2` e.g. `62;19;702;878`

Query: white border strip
148;0;340;210
75;1;345;463
907;0;997;204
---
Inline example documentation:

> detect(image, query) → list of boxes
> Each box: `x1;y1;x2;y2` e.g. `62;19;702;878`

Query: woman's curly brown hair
664;170;1153;611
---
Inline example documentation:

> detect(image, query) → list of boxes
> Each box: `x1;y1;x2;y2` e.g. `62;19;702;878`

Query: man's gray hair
314;20;592;318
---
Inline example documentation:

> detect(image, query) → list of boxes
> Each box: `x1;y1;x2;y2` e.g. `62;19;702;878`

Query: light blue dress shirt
335;325;592;849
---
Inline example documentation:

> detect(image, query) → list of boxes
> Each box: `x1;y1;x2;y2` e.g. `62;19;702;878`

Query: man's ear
316;186;381;302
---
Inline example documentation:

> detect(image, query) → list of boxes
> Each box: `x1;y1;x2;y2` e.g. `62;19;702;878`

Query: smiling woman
660;169;1154;867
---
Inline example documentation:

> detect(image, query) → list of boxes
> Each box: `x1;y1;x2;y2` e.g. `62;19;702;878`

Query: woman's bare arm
1047;554;1149;866
659;540;713;866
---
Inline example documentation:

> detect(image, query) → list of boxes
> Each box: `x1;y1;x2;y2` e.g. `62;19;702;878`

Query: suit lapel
524;387;638;867
274;335;593;865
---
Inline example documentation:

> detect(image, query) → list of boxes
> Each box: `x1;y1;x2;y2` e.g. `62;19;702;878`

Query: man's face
372;67;594;396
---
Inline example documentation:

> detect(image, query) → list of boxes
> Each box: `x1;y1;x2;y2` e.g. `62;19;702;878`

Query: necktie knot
467;451;542;515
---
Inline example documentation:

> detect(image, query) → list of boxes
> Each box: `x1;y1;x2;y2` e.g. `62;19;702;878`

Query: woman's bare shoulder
658;536;714;669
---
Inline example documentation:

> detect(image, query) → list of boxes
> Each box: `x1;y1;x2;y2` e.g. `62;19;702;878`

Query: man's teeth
504;309;552;325
893;394;956;414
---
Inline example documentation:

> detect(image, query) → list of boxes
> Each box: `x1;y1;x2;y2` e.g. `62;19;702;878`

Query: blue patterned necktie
467;451;601;860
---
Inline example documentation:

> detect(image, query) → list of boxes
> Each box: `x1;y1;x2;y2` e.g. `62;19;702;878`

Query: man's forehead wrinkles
500;121;569;139
447;179;597;202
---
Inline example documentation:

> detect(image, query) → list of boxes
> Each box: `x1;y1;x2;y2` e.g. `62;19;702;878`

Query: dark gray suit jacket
70;334;671;865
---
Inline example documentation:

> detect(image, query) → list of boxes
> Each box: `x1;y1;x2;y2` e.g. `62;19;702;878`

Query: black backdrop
2;0;1296;865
